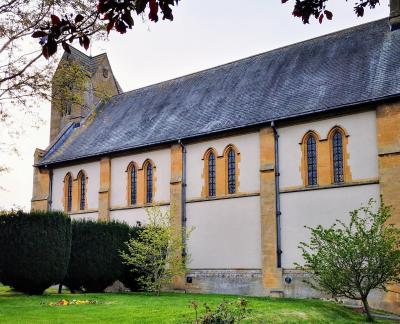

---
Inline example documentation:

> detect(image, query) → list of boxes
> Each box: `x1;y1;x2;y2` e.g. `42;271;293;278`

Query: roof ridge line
68;45;108;59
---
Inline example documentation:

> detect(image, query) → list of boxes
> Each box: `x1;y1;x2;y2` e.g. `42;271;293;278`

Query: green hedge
0;211;71;295
64;220;131;293
119;225;144;291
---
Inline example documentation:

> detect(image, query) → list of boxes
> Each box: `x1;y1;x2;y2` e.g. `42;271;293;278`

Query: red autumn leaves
32;13;88;58
282;0;380;24
33;0;179;59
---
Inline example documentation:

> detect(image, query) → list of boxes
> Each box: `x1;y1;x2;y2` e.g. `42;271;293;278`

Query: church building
32;8;400;313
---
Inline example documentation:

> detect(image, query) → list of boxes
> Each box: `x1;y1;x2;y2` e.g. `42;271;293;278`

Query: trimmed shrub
0;210;71;295
119;225;144;291
64;220;131;293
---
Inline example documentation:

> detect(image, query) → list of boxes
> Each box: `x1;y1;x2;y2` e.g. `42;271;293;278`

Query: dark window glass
79;174;86;210
227;149;236;194
208;152;216;197
146;164;153;203
67;176;72;212
307;136;318;186
130;166;137;205
332;131;344;183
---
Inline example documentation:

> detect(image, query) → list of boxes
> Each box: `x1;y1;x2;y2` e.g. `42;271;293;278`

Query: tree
32;0;382;60
0;0;106;180
281;0;381;24
297;200;400;322
120;206;190;295
0;0;103;105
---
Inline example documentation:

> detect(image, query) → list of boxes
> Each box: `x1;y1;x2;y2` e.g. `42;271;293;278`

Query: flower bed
42;299;99;306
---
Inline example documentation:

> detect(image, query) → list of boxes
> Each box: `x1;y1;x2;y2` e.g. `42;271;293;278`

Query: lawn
0;286;394;323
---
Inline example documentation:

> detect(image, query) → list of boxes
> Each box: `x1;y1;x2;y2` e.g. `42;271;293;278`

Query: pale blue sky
0;0;390;210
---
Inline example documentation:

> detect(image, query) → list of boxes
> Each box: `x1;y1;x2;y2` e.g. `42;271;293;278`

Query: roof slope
40;18;400;166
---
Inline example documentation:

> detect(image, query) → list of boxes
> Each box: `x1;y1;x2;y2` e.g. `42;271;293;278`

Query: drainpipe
177;139;187;259
47;166;53;211
271;121;282;268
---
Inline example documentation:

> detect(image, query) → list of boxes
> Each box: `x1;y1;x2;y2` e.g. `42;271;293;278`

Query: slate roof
39;18;400;166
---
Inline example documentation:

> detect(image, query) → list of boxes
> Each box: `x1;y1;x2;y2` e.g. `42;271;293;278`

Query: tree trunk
361;296;373;322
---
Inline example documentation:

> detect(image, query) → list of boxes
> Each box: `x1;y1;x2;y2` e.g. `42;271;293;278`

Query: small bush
120;207;190;295
0;210;71;295
64;220;131;293
190;298;250;323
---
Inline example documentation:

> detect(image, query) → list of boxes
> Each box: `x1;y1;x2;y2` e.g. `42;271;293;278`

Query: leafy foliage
33;0;180;58
120;207;190;295
64;220;131;293
51;59;114;116
52;61;90;115
189;298;250;324
282;0;380;24
34;0;382;59
0;211;71;295
297;199;400;322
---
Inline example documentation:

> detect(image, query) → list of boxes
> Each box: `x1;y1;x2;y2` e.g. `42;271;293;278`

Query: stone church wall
110;148;171;207
277;110;380;268
184;132;261;270
185;132;260;199
44;107;400;313
51;161;100;216
278;110;379;188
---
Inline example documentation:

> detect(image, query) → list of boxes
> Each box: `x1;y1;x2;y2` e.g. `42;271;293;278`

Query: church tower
49;47;122;142
31;47;121;211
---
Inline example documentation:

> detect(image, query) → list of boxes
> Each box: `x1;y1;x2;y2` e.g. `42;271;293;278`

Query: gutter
177;139;187;259
271;121;282;268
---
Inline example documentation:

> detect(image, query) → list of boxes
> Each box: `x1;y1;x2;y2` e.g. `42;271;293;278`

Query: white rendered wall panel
110;205;170;226
280;184;380;268
186;196;261;269
70;212;98;221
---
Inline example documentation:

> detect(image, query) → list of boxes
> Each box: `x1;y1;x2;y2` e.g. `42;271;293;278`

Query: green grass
0;286;394;323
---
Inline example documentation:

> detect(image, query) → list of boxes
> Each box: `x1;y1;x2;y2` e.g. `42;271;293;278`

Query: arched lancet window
332;130;344;183
208;152;216;197
145;162;153;204
77;171;87;211
227;148;236;194
306;135;318;186
64;173;73;212
127;163;137;205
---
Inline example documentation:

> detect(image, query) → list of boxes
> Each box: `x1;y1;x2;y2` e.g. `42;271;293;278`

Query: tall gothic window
227;148;236;194
332;130;344;183
78;171;86;210
130;164;137;205
146;163;153;204
208;152;216;197
64;173;73;212
307;136;318;186
67;176;72;212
